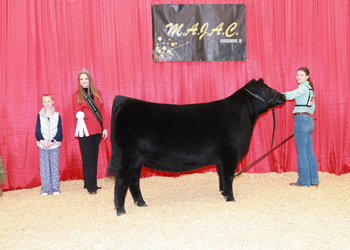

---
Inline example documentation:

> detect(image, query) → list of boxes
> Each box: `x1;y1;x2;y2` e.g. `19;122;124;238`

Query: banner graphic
152;4;247;62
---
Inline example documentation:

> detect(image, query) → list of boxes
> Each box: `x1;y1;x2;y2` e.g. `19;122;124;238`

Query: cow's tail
107;95;128;177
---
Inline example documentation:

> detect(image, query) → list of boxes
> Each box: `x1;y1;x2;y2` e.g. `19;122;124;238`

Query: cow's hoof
225;196;235;202
135;201;147;207
115;207;126;216
117;210;126;216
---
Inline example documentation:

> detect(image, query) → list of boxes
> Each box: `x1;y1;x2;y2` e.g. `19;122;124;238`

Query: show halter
243;87;277;146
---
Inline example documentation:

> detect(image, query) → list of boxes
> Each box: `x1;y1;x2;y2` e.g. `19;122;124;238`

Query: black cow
108;78;285;215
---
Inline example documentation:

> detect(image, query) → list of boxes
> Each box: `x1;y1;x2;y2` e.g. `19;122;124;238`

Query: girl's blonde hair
42;94;54;102
76;69;102;104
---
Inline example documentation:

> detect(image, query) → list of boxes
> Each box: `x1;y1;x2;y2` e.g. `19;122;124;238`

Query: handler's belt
83;92;103;129
293;112;310;116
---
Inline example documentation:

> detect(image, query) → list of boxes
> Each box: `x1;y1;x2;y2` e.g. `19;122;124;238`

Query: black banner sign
152;4;246;62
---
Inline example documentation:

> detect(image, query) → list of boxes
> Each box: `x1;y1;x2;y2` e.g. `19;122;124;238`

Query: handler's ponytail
298;67;314;90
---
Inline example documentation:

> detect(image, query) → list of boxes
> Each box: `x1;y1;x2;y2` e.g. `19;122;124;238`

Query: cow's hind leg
129;165;147;207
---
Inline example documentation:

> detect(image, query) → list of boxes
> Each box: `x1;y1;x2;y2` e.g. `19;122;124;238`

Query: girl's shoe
41;193;48;196
53;192;60;195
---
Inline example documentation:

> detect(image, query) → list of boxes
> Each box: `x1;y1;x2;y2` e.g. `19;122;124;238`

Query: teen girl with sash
73;69;108;194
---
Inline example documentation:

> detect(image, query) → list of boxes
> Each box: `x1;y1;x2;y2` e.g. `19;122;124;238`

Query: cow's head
244;78;285;109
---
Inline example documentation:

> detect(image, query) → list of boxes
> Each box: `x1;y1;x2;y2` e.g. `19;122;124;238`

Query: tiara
79;68;89;74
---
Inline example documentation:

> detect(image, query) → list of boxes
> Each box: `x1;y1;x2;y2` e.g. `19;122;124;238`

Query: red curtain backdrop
1;0;349;191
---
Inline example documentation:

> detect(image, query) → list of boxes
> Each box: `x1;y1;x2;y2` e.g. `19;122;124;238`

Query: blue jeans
294;114;319;186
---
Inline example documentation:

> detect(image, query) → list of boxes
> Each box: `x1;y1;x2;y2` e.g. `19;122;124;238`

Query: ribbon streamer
75;111;89;137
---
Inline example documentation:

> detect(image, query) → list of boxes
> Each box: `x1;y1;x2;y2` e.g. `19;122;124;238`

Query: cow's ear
247;78;257;86
258;78;264;84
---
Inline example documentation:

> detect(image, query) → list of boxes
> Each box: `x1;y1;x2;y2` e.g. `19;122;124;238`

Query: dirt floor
1;171;350;250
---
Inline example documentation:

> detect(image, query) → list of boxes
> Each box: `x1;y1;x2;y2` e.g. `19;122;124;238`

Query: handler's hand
102;129;108;141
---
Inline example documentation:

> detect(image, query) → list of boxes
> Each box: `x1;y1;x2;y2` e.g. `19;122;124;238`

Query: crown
79;68;89;74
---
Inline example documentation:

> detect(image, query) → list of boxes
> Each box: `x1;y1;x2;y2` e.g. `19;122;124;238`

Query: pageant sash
82;92;103;129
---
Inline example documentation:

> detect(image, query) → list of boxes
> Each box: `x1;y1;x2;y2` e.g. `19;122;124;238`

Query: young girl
35;94;63;195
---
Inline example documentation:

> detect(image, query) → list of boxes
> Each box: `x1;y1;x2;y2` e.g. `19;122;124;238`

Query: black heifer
108;78;285;215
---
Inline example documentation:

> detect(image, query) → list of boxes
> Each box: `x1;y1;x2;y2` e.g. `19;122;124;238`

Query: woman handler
283;67;319;187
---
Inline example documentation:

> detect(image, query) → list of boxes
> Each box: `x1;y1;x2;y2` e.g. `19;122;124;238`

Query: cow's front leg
222;177;235;202
216;163;224;193
107;149;118;176
222;160;238;202
129;165;147;207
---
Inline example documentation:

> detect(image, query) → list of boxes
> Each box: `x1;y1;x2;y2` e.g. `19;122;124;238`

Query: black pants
78;134;101;192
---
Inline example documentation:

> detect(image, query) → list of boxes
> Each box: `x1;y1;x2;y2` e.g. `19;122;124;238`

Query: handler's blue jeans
294;114;319;186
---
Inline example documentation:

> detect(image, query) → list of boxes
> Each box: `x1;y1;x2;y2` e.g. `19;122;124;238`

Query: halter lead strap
243;87;277;106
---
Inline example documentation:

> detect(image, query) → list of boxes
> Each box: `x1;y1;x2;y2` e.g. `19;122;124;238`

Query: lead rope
270;89;278;147
234;134;294;179
271;108;275;147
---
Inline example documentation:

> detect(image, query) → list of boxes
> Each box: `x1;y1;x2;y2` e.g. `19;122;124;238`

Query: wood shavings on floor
1;172;349;249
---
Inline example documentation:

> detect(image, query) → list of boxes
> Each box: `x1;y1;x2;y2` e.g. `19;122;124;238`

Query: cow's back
112;96;252;172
